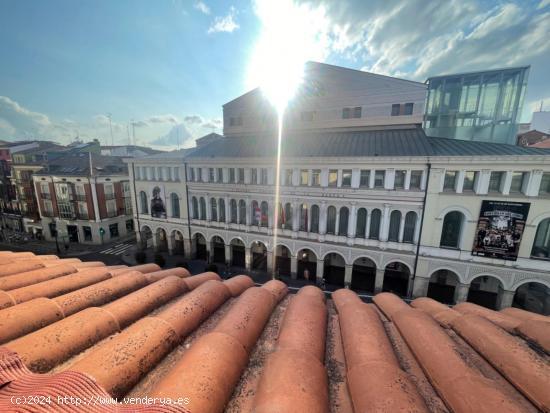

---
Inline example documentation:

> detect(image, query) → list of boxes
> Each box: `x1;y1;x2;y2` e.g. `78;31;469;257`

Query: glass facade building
424;67;529;145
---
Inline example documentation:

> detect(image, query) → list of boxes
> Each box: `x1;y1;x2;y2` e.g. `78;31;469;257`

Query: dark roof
34;153;128;176
517;130;550;146
186;128;550;159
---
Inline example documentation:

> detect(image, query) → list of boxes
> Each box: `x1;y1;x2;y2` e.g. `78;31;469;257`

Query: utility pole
107;113;114;146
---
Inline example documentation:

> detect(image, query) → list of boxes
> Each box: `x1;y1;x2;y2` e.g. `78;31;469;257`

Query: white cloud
538;0;550;9
208;6;239;33
194;1;210;14
184;115;204;124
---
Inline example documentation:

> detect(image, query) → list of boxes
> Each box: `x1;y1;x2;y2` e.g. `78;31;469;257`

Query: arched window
327;206;337;234
310;205;319;233
440;211;464;248
531;218;550;259
211;198;218;221
239;199;246;224
230;199;237;223
251;201;260;226
171;193;180;218
219;198;226;222
261;201;269;227
403;211;417;243
356;208;367;238
299;204;308;232
284;203;292;230
140;191;148;214
388;210;401;242
369;209;381;240
276;203;284;228
199;197;206;220
339;207;349;236
191;197;198;219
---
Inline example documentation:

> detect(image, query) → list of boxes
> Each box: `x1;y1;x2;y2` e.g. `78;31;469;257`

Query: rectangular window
230;168;236;183
83;226;92;241
312;169;321;186
374;170;385;188
394;170;406;189
261;168;268;185
217;168;223;182
540;172;550;195
342;169;352;187
391;104;401;116
510;172;526;193
463;171;478;191
410;171;422;189
403;103;414;115
109;223;119;238
285;169;293;186
489;171;504;193
209;168;215;182
173;167;179;181
360;170;370;187
251;168;258;184
301;111;313;121
443;171;458;191
106;200;117;216
328;170;338;187
300;169;309;186
342;108;350;119
238;168;245;183
188;168;194;181
353;106;362;118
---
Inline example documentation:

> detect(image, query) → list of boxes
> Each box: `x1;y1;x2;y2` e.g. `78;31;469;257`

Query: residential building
531;109;550;134
424;67;530;145
33;153;133;244
517;130;550;147
100;145;164;157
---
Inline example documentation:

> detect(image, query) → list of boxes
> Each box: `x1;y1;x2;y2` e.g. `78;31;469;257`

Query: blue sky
0;0;549;148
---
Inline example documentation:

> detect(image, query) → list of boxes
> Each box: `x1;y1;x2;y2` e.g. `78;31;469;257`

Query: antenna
126;122;131;145
540;100;544;112
107;113;114;146
131;120;136;146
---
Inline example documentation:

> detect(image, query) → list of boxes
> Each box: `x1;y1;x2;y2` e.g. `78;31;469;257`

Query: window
192;197;198;219
251;201;260;225
328;170;338;187
285;169;293;186
463;171;478;191
109;223;119;238
354;106;362;118
403;103;414;115
489;171;504;193
310;205;319;233
327;206;337;234
403;212;417;243
301;111;314;121
126;219;134;232
395;170;406;189
217;168;223;182
369;209;381;240
444;171;457;191
211;198;218;221
239;199;246;224
360;170;370;187
171;193;180;218
374;170;385;188
531;218;550;259
342;170;352;187
261;201;269;227
251;168;258;185
312;169;321;186
261;168;268;185
199;197;206;220
229;116;242;126
230;199;237;223
173;167;179;181
440;211;464;249
300;170;309;186
391;104;400;116
299;204;308;231
410;171;422;189
356;208;367;238
238;168;245;183
229;168;235;183
342;107;350;119
284;203;293;230
140;191;148;214
540;173;550;195
339;207;349;236
219;198;226;222
209;168;215;182
83;226;92;241
510;172;526;193
388;210;401;242
343;107;361;119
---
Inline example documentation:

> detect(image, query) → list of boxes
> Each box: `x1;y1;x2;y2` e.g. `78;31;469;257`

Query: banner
471;200;530;261
150;185;167;219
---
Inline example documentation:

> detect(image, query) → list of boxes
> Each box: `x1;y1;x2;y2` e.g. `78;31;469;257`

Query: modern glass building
424;67;529;145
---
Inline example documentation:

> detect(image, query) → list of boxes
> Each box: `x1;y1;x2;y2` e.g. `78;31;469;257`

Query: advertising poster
151;185;167;219
471;200;530;261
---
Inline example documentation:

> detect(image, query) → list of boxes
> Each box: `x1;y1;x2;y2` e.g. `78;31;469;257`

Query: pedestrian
304;268;310;282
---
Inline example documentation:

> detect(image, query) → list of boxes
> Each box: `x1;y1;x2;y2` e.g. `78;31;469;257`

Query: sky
0;0;549;149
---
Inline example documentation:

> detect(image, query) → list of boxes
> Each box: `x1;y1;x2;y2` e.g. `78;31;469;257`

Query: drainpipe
131;162;141;246
410;161;431;298
183;162;193;254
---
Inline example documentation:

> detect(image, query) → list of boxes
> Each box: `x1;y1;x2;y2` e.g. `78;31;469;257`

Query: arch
260;201;269;227
531;217;550;259
351;256;376;293
276;202;284;229
251;200;260;226
199;197;206;220
191;196;199;219
512;281;550;315
239;199;246;224
530;212;550;226
427;269;460;304
467;275;504;310
383;261;411;297
403;211;417;243
326;206;337;235
139;191;148;214
323;252;346;289
369;208;381;240
440;211;465;249
437;205;474;222
231;237;246;268
140;225;153;248
388;210;401;242
230;199;238;223
251;240;267;271
338;207;349;236
211;235;225;264
310;204;320;233
218;198;226;223
356;208;367;238
299;203;308;232
297;248;317;281
193;232;207;260
275;244;291;277
155;227;168;252
171;229;185;255
210;198;218;222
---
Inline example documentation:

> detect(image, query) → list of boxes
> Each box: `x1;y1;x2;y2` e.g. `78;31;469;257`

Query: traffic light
99;227;105;236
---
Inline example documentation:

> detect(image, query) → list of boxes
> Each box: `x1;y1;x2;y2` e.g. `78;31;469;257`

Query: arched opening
383;262;410;296
230;199;237;223
171;193;180;218
211;236;225;264
467;275;503;310
440;211;465;249
275;245;291;276
356;208;367;238
219;198;226;222
231;238;246;268
339;207;349;236
141;226;153;248
194;233;207;260
403;211;417;243
513;282;550;315
369;209;381;240
239;200;246;224
140;191;148;214
260;201;269;227
388;210;401;242
276;203;284;229
327;206;337;235
310;205;319;233
251;241;267;271
299;204;308;232
323;252;346;289
531;218;550;259
171;230;185;255
211;198;218;222
251;200;260;226
284;203;293;230
351;257;376;293
297;248;317;281
427;269;460;304
199;197;206;220
191;197;198;219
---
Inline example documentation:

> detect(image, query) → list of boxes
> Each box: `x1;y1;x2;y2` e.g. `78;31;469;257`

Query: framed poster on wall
150;185;167;219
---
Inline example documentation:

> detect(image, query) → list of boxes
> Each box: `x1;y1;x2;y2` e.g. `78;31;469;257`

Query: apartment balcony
76;212;89;220
40;193;52;200
42;211;55;217
106;210;118;218
104;193;116;200
75;194;87;201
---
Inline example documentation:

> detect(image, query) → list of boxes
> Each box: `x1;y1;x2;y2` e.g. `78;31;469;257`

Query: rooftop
33;153;128;176
0;251;548;412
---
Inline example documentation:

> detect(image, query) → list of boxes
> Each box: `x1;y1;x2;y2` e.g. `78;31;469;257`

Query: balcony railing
75;194;87;201
40;193;51;200
104;193;116;200
107;210;117;218
42;211;55;217
76;212;89;220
